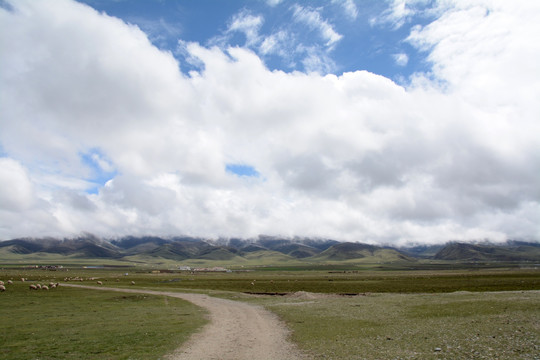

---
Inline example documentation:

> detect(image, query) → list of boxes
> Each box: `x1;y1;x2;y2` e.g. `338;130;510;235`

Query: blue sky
0;0;539;244
79;0;432;80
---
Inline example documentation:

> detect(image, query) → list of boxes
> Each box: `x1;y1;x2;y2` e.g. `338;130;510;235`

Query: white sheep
97;281;103;285
42;285;49;290
8;280;13;285
0;285;6;292
29;284;37;290
0;281;4;285
131;281;135;285
36;284;42;289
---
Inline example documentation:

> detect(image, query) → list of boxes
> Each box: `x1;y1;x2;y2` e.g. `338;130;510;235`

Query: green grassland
0;278;207;360
23;265;535;294
1;265;539;359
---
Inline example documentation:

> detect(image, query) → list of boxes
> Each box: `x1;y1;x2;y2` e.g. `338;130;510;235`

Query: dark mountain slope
434;242;540;261
0;237;121;258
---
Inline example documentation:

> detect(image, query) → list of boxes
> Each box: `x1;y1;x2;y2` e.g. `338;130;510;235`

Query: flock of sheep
0;279;13;291
63;277;135;285
29;282;59;290
0;278;61;291
0;276;137;292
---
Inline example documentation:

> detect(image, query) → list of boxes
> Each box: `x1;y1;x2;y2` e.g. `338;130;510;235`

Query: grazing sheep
42;285;49;290
0;285;6;292
0;281;4;285
8;280;13;285
36;284;42;289
29;284;37;290
49;282;55;287
50;283;57;288
97;281;103;285
21;278;26;282
131;281;135;285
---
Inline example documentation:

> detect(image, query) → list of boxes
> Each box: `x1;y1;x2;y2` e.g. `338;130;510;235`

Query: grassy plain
244;290;540;359
0;276;207;360
1;264;539;359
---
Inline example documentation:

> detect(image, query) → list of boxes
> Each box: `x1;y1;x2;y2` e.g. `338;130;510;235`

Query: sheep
0;285;6;292
29;284;37;290
50;283;57;288
0;281;4;285
36;284;42;289
130;281;135;285
8;280;13;285
42;285;49;290
49;282;55;287
21;278;26;282
97;281;103;285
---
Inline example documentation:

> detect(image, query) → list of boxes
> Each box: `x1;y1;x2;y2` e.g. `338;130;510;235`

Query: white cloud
0;158;36;211
90;153;115;173
0;0;539;244
298;45;337;74
292;5;343;48
332;0;359;21
393;52;409;66
266;0;283;7
259;30;289;56
371;0;430;28
207;5;340;74
227;10;264;47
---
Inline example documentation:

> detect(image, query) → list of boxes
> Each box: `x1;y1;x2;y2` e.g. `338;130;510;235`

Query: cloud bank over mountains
0;0;539;244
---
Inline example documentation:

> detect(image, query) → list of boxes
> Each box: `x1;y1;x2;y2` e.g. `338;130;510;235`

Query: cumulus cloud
0;158;36;211
0;0;538;244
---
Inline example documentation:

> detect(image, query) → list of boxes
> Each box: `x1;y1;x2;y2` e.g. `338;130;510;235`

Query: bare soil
62;284;306;360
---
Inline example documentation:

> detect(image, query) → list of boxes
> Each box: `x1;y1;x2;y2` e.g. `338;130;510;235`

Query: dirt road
62;284;306;360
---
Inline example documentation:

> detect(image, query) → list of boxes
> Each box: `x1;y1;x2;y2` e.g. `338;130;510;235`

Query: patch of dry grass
252;291;540;359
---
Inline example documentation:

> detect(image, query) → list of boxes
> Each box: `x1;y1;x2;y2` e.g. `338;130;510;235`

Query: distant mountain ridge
0;236;539;263
433;241;540;262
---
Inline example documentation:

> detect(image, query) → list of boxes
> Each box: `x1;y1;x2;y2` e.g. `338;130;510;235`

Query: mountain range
1;235;539;264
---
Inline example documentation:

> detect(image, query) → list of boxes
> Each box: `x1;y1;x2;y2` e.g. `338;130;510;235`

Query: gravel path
62;284;306;360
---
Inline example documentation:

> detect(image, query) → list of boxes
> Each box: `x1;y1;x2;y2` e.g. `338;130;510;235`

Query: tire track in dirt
62;284;306;360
